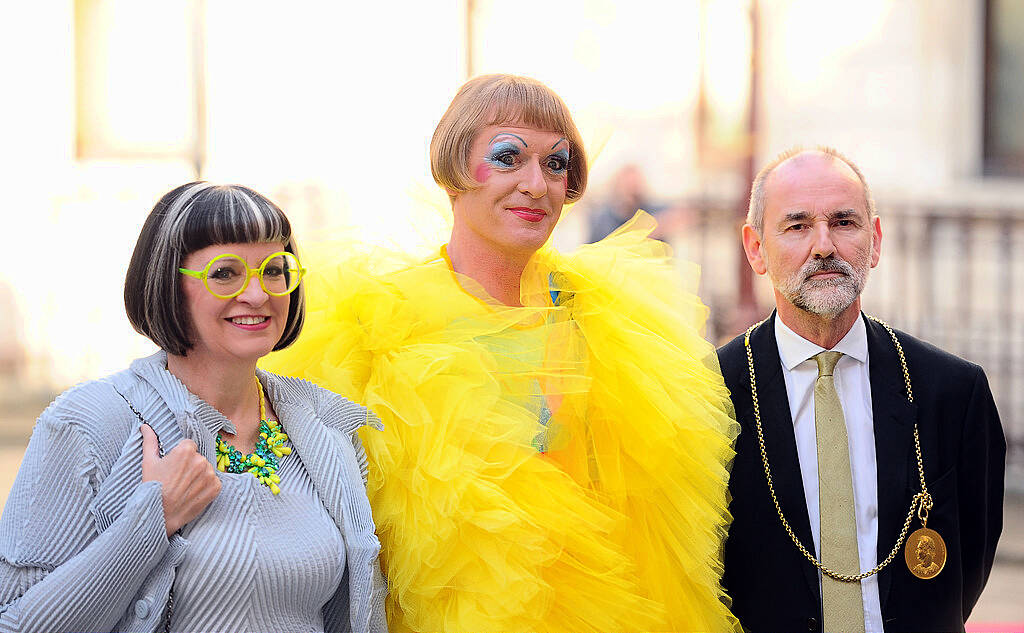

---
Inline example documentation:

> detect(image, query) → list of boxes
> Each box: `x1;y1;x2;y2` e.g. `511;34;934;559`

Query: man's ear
870;214;882;268
742;224;768;275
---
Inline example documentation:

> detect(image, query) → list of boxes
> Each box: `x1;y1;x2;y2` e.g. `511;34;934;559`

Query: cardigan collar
128;351;236;444
128;351;382;436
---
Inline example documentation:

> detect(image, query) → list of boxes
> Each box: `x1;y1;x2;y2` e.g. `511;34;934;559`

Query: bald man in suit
718;147;1004;632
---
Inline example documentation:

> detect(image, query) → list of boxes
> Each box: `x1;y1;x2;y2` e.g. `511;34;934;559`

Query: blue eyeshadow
485;141;521;166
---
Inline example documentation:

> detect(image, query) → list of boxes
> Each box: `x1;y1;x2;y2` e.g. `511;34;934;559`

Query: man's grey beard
773;256;869;317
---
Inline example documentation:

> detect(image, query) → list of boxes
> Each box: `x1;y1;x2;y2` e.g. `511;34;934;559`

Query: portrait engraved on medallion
905;528;946;580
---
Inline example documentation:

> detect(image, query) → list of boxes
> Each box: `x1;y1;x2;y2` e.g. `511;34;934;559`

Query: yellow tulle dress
264;213;741;632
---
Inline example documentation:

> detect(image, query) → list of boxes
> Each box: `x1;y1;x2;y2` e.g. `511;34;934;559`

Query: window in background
984;0;1024;177
75;0;203;173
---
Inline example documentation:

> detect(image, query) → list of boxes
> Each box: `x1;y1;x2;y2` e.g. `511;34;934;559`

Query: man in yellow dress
267;74;741;632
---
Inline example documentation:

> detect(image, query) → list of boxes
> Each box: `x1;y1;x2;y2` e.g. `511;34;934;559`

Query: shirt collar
775;312;868;370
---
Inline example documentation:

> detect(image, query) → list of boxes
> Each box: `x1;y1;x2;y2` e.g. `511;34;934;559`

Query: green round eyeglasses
178;251;306;299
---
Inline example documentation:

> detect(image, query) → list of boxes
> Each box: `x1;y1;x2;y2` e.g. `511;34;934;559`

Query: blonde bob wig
430;74;588;203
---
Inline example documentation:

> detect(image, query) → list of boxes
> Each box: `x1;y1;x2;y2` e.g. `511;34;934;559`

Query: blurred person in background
267;74;740;632
587;164;658;242
0;183;386;633
586;164;694;244
718;147;1004;632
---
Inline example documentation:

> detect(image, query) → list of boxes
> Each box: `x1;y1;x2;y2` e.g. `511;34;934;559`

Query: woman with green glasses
0;182;386;633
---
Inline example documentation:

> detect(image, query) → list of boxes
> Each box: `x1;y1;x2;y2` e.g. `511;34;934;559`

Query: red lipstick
508;207;546;223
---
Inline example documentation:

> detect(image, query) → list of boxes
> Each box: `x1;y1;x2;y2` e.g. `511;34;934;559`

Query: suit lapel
749;314;821;603
865;316;917;613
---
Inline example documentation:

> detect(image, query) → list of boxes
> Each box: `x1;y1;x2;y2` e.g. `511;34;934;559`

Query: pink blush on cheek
474;163;492;183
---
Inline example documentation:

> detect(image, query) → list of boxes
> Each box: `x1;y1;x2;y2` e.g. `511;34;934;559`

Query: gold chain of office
743;315;933;582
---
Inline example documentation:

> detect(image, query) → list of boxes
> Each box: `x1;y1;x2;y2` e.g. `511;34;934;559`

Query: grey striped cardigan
0;351;387;633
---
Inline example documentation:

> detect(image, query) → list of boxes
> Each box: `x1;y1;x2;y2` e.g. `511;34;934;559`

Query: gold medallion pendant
905;527;946;579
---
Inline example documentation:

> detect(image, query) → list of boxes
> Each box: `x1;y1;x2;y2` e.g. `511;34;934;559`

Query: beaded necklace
215;377;292;495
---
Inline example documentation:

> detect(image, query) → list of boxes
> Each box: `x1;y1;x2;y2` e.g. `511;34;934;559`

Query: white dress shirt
775;315;883;633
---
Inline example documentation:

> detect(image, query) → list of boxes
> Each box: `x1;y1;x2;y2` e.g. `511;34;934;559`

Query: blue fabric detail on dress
532;396;553;453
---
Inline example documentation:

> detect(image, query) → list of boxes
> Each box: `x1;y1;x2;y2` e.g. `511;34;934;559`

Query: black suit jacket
718;313;1005;633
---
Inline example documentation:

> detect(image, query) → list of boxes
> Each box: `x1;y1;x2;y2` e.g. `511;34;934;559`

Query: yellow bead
270;473;281;483
278;446;292;455
269;482;280;495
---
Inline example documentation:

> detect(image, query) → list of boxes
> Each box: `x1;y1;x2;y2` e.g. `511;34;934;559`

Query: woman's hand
140;424;222;537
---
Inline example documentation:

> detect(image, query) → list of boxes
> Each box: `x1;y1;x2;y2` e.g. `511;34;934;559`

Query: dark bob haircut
124;182;305;357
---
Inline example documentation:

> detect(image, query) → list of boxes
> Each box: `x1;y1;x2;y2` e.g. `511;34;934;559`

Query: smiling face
179;242;290;364
451;123;570;258
743;151;882;320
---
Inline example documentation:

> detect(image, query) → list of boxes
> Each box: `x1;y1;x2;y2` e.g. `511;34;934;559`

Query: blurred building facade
1;0;1021;483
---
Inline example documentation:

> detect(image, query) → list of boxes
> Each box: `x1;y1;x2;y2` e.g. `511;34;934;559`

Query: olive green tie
814;351;865;633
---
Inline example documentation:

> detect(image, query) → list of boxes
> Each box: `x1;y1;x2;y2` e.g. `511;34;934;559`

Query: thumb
140;424;161;462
